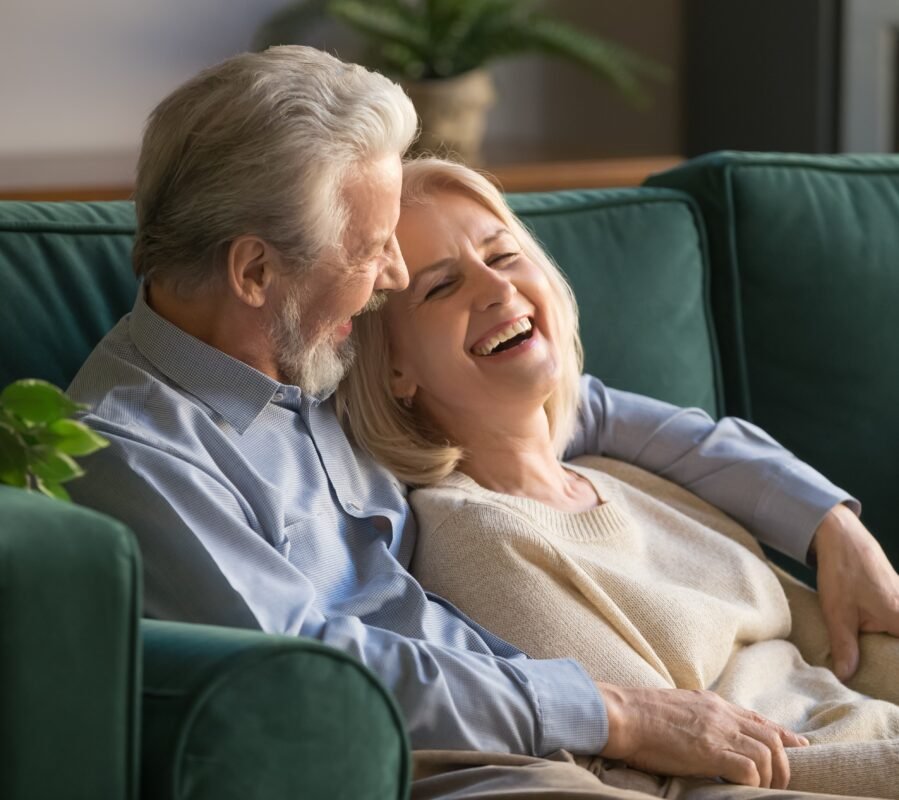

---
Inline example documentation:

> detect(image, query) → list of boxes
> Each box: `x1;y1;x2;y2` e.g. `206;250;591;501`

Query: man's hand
598;683;808;788
810;503;899;681
597;683;808;789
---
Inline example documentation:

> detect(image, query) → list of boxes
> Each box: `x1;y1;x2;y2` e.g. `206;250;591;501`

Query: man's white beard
271;289;355;398
271;286;387;398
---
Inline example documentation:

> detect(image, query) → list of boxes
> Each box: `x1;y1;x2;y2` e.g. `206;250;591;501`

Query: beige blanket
411;456;899;798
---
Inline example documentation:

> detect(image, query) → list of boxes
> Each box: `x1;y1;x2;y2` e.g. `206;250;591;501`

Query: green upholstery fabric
0;486;141;800
0;194;721;414
647;152;899;568
0;201;137;388
510;189;722;417
141;620;410;800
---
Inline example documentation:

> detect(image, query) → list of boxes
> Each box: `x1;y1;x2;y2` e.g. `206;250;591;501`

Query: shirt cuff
753;459;861;565
519;657;608;756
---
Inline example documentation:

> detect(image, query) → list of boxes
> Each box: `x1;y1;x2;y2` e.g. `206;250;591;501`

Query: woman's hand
810;503;899;681
597;683;808;789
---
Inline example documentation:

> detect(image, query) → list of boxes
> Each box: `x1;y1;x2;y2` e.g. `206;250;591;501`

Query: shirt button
273;391;285;402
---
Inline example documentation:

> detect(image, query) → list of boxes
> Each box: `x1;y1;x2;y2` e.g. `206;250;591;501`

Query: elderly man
69;46;899;799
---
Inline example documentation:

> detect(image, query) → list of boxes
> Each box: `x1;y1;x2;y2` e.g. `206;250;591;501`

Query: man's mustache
361;290;389;314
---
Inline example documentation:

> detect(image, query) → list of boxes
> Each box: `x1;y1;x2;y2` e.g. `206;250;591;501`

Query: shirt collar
129;285;285;433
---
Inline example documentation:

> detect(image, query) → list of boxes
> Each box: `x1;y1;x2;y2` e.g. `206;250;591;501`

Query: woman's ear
227;235;278;308
389;365;417;404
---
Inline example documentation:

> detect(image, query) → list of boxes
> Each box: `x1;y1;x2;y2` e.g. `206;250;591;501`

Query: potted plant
255;0;668;163
0;379;108;501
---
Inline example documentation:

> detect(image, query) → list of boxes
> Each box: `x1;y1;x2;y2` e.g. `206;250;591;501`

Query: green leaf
328;0;430;55
251;0;331;51
0;422;27;488
35;478;71;502
0;380;81;426
486;16;669;106
28;446;84;484
44;419;109;456
0;405;29;434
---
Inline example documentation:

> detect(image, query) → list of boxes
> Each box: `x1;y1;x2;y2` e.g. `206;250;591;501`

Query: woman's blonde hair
335;158;584;487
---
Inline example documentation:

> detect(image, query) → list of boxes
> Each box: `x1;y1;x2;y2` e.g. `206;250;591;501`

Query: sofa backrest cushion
510;188;721;417
647;152;899;563
1;190;722;418
0;201;138;389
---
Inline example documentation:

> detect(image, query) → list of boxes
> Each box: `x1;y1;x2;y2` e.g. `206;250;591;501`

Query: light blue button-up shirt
68;289;855;756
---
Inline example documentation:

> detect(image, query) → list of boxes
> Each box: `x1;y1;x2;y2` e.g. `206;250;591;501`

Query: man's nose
375;235;409;292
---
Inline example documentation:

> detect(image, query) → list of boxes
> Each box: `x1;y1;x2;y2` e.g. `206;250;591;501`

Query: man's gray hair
133;46;418;294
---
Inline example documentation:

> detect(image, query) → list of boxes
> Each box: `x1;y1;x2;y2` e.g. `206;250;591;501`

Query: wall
487;0;683;162
0;0;682;189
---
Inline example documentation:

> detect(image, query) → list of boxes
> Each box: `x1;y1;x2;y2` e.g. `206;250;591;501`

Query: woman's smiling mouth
471;316;534;357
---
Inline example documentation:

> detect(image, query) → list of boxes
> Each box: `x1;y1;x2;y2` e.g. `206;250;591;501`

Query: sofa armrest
141;619;410;800
0;486;141;800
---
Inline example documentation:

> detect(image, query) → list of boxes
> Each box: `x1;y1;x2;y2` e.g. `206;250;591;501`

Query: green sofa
1;151;896;798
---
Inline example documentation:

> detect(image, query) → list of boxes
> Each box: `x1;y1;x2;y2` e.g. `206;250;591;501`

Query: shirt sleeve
565;374;860;564
70;434;608;756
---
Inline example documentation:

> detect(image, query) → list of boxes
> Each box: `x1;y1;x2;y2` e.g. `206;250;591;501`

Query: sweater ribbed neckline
439;462;633;542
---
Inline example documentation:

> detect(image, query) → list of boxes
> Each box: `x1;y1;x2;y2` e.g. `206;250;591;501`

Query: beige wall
0;0;682;189
0;0;289;188
486;0;684;161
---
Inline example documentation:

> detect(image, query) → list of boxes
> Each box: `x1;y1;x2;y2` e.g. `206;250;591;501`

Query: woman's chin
477;358;562;404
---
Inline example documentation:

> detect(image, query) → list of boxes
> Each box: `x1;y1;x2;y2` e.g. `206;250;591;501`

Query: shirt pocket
279;507;363;595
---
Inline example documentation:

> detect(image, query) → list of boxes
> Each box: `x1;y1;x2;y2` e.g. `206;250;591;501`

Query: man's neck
146;281;283;382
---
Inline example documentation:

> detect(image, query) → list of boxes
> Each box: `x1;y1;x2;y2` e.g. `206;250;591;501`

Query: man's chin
281;337;356;398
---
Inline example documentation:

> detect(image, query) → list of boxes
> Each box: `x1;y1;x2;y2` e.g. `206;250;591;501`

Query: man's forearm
568;375;858;563
325;615;608;754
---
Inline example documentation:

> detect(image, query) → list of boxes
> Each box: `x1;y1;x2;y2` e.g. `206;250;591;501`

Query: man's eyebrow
409;228;514;291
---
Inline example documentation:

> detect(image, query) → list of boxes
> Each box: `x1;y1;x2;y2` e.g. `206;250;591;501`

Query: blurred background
1;0;897;198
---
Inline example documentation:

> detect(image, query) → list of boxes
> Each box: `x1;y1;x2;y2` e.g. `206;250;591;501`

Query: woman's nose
472;262;515;310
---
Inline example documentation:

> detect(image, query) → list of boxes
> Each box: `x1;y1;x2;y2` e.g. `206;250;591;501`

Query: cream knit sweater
410;456;899;798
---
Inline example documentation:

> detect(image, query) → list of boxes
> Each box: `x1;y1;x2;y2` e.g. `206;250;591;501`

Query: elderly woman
336;158;899;798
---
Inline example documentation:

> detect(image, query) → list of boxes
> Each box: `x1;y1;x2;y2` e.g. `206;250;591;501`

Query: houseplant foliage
255;0;668;161
0;379;108;501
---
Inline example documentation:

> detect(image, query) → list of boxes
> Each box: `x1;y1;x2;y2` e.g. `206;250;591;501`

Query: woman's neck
453;411;599;513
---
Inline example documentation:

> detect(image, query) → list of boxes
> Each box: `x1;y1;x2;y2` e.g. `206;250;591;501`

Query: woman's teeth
472;318;533;356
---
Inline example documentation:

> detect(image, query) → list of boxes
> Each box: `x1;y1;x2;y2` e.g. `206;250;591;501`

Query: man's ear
227;235;279;308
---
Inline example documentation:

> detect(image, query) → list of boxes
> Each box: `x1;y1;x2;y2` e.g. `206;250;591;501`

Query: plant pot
403;69;496;165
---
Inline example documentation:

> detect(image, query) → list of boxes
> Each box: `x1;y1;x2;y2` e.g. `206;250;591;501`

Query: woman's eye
487;252;519;266
424;280;453;300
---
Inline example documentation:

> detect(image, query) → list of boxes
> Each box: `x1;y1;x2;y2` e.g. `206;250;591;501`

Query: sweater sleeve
566;374;859;564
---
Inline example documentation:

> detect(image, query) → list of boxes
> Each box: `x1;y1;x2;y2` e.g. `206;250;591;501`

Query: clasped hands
597;503;899;789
